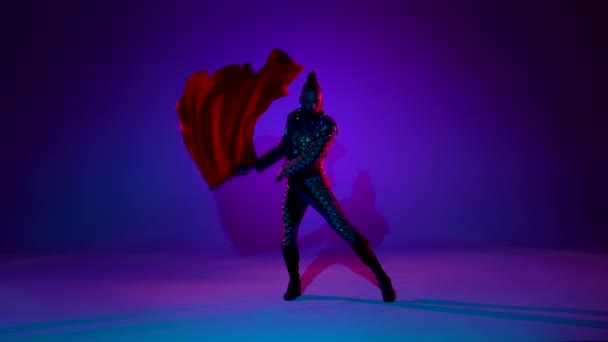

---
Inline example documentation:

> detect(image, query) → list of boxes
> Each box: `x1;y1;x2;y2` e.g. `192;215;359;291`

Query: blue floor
1;248;607;341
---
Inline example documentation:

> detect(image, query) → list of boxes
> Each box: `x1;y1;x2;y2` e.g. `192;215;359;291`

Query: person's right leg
281;184;308;301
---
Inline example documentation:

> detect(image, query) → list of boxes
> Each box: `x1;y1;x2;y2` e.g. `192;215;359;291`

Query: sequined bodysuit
255;108;359;246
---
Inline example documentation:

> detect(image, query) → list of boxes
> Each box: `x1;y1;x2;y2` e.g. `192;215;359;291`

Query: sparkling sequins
279;108;356;245
281;184;308;247
280;175;358;244
283;115;337;177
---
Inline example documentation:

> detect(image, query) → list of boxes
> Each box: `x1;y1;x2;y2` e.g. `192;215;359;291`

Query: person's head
299;72;323;114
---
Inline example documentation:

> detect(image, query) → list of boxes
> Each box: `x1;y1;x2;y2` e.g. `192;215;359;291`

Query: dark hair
301;72;321;94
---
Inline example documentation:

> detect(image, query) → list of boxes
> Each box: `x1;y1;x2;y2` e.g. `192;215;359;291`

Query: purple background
5;1;607;255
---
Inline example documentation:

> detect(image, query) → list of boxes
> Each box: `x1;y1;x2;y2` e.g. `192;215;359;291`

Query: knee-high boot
349;233;396;302
282;245;302;301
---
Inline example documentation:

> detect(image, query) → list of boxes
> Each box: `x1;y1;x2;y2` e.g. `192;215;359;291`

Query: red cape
176;49;303;190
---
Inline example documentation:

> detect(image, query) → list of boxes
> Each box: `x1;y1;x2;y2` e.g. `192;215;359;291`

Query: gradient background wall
4;0;607;255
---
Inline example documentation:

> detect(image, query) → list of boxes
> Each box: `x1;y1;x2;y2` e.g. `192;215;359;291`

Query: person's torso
285;108;335;176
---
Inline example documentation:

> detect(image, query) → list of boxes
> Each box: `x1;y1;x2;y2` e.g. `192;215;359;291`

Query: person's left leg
297;175;396;302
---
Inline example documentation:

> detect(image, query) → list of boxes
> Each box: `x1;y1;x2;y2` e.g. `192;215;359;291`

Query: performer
240;72;396;302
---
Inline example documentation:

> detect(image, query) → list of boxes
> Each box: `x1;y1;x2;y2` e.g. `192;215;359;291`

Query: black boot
350;233;396;302
282;245;302;301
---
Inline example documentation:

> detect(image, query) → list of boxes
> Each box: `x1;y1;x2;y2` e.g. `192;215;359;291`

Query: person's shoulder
316;112;338;135
318;112;337;128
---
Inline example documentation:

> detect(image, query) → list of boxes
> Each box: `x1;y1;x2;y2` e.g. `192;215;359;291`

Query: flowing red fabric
176;49;303;190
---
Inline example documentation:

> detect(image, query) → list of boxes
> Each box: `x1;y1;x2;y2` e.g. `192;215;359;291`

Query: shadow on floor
298;295;608;329
411;298;608;316
1;296;607;341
